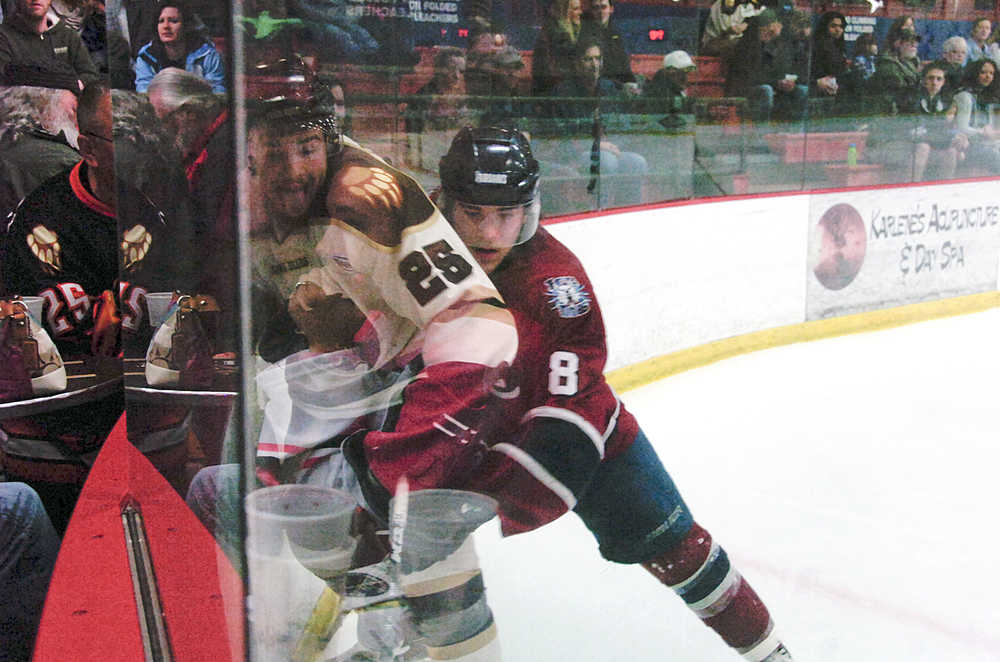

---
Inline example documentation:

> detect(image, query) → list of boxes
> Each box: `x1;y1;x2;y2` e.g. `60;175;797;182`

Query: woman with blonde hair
530;0;584;95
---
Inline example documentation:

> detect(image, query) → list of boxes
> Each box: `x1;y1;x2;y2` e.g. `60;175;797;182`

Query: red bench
765;131;869;164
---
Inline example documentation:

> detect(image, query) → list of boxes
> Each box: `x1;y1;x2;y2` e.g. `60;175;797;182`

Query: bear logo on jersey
26;225;62;274
121;224;153;271
343;166;403;214
544;276;591;318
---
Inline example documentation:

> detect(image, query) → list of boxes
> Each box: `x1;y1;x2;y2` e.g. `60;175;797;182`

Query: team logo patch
121;224;152;271
27;225;62;274
344;166;403;212
544;276;591;318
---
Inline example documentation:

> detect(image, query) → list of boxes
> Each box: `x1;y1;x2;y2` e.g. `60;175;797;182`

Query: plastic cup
14;296;44;322
143;292;175;327
389;489;497;573
246;485;357;577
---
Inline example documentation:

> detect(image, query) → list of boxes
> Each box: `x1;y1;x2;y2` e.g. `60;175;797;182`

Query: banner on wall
345;0;460;22
806;183;1000;320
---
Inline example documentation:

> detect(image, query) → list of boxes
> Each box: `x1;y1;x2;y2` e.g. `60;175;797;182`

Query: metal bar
121;497;174;662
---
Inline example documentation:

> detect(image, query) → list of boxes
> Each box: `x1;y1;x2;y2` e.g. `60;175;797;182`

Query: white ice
475;307;1000;662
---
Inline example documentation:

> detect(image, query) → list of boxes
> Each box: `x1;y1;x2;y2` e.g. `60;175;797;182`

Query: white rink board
806;184;1000;320
548;196;810;371
546;183;1000;372
475;307;1000;662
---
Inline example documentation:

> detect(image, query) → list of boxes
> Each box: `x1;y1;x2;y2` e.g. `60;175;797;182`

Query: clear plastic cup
14;296;44;322
143;292;175;327
246;485;357;578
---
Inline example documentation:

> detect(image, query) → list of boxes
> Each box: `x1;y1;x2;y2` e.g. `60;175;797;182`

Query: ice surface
475;308;1000;662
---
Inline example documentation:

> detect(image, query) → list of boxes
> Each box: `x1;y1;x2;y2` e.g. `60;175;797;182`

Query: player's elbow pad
492;416;603;511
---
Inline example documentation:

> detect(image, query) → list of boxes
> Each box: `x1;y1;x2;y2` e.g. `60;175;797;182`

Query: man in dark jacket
549;37;648;207
643;49;696;121
0;0;99;92
579;0;636;89
726;9;807;123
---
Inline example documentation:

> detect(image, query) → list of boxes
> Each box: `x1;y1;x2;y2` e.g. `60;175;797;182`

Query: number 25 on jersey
399;240;473;306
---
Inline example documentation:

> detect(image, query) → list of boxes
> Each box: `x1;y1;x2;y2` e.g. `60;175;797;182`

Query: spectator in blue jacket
134;0;224;93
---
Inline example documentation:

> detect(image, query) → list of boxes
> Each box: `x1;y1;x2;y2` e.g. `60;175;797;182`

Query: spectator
840;31;878;112
812;11;848;99
147;68;231;245
405;47;471;135
869;27;921;115
404;47;473;173
78;0;132;89
79;0;105;68
145;68;235;457
904;64;967;181
953;58;1000;173
466;22;524;96
0;483;59;662
643;49;695;121
531;0;583;96
700;0;763;58
107;87;189;216
464;24;527;127
939;35;968;92
1;83;195;533
47;0;84;32
852;32;878;81
883;15;915;54
726;9;807;124
106;0;160;60
0;86;80;213
134;0;225;93
778;9;813;107
0;0;99;92
579;0;635;89
549;37;648;207
965;18;991;64
986;23;1000;69
877;64;967;182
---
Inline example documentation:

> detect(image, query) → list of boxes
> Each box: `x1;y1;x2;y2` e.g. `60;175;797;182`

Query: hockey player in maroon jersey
432;126;795;662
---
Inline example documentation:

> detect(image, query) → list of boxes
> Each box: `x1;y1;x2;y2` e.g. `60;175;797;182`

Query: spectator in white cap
643;50;696;119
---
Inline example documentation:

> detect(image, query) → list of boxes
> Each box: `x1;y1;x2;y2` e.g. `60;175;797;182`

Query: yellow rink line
606;291;1000;394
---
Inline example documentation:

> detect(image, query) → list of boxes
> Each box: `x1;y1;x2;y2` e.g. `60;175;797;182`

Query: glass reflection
1;0;999;657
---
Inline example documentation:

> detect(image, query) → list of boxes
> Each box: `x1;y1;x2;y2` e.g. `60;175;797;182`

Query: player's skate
760;643;795;661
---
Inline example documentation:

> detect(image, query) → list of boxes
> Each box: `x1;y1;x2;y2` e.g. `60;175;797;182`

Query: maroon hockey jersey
465;227;640;535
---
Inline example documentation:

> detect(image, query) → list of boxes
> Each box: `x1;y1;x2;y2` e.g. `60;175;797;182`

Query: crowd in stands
5;0;1000;190
1;0;1000;258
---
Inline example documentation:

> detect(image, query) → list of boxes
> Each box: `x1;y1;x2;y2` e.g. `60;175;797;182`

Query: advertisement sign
806;184;1000;320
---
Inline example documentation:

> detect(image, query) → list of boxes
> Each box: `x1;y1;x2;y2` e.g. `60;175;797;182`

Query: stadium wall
544;180;1000;389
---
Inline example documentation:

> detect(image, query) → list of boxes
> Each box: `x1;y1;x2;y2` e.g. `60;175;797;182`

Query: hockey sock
402;537;500;661
395;489;501;661
641;522;786;661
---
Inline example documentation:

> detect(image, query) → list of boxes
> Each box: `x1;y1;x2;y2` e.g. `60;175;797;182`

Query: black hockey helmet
245;56;341;151
439;126;541;245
